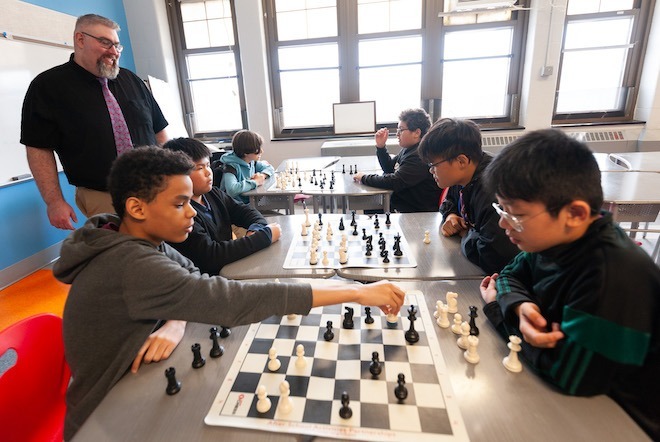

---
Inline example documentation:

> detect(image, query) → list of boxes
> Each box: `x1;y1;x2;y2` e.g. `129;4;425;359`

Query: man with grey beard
21;14;169;229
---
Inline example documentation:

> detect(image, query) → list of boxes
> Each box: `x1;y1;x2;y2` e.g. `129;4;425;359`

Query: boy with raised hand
479;129;660;440
418;118;519;274
55;146;405;440
163;137;280;275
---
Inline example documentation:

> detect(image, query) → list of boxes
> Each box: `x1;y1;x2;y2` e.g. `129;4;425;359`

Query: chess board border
204;291;469;442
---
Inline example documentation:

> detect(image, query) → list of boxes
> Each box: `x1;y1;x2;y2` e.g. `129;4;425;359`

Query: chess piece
323;320;334;341
339;249;348;264
219;326;231;338
295;344;307;368
338;218;345;230
326;231;332;242
318;212;323;226
278;380;292;414
350;210;357;226
287;313;297;320
209;327;224;358
322;251;329;266
352;223;359;236
446;292;458;314
393;239;403;257
165;367;181;395
394;373;408;401
256;384;271;413
304;208;311;227
369;351;382;377
309;250;318;265
503;335;523;373
464;335;480;364
301;223;308;236
362;228;368;240
457;322;470;350
386;313;398;329
364;307;374;324
343;306;354;329
433;300;443;318
191;343;206;368
374;215;380;229
382;250;390;263
468;305;480;336
436;303;450;328
404;305;419;344
385;212;391;225
342;164;346;173
267;347;281;371
451;313;463;335
339;391;352;419
423;230;431;244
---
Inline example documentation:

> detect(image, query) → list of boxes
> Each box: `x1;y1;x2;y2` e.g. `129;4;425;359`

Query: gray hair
75;14;120;32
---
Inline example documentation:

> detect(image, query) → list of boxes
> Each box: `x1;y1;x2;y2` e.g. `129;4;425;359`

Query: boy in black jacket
418;118;519;273
479;129;660;440
163;138;281;275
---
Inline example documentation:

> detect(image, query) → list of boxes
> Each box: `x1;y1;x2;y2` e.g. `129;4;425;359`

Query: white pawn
304;208;311;227
278;380;292;414
301;223;308;236
503;335;523;373
436;303;450;328
433;300;443;318
295;344;307;368
457;322;470;350
256;385;271;413
339;249;348;264
451;313;463;334
464;335;480;364
322;251;329;266
326;231;333;241
423;230;431;244
326;224;333;235
268;347;281;371
287;313;297;320
446;291;458;314
309;250;318;265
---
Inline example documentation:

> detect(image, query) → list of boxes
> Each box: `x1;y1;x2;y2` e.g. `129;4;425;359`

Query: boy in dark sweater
479;129;660;440
163;138;280;275
352;108;442;213
418;118;520;274
55;147;405;439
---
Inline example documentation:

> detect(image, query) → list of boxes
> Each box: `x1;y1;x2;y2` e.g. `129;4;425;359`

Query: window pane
280;70;340;127
187;53;237;79
444;27;513;59
442;58;510;118
276;2;337;41
567;0;633;15
181;2;207;21
359;65;422;122
205;0;232;19
183;21;211;49
556;49;628;113
359;36;422;66
190;78;243;132
279;44;338;70
208;18;235;46
564;17;633;50
358;0;422;34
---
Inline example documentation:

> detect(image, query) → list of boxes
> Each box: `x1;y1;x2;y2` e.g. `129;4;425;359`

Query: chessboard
283;213;417;269
267;168;362;194
204;291;469;441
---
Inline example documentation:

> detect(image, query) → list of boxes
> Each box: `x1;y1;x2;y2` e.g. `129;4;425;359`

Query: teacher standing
21;13;168;230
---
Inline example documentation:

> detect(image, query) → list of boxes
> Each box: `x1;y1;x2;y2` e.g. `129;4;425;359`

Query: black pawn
352;223;359;236
342;164;346;174
339;391;353;419
405;305;419;344
374;217;380;229
385;212;391;225
329;181;334;190
354;164;358;173
382;250;390;264
219;326;231;338
364;307;374;324
318;213;323;226
338;218;345;230
323;320;335;341
209;327;224;358
362;228;368;240
369;351;382;377
350;211;357;226
191;343;206;368
343;306;354;329
469;305;480;336
394;373;408;401
165;367;181;395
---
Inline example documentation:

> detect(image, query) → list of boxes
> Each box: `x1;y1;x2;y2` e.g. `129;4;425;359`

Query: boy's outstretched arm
131;320;187;373
311;280;405;316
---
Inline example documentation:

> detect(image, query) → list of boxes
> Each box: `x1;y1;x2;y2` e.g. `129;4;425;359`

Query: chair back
0;314;70;442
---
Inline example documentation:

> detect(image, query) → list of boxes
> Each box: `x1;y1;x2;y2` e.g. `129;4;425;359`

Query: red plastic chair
0;314;71;442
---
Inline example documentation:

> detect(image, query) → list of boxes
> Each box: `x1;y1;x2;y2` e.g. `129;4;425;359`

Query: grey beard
97;59;119;79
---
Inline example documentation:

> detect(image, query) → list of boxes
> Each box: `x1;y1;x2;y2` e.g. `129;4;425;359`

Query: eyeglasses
491;202;549;233
396;128;411;134
427;158;451;169
81;31;124;52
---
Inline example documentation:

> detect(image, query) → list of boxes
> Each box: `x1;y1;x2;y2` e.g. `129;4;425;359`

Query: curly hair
398;108;432;137
108;146;194;219
418;118;482;163
162;137;211;162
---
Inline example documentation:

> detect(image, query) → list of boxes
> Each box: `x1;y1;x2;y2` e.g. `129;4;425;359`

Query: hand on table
353;172;365;182
479;273;499;304
131;320;187;373
441;214;467;237
251;173;267;186
267;222;281;243
516;302;564;348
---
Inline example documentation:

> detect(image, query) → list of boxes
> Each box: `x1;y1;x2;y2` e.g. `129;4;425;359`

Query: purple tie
98;77;133;156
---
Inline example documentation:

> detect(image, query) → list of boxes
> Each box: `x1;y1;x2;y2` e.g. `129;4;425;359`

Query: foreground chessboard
283;213;417;269
205;291;469;441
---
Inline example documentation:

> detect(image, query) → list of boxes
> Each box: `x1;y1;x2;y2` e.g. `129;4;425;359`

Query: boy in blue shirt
479;129;659;439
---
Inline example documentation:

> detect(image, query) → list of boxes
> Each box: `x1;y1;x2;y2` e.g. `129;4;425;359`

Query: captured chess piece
394;373;408;401
191;343;206;368
364;306;374;324
503;335;523;373
343;306;355;329
219;326;231;338
423;230;431;244
165;367;181;395
405;305;419;344
369;351;382;377
339;391;353;419
468;306;480;336
323;320;335;341
209;327;225;358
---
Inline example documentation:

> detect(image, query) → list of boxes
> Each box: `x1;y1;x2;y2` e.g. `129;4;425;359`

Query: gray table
221;213;484;281
601;171;660;224
593;152;629;171
607;151;660;172
73;278;649;442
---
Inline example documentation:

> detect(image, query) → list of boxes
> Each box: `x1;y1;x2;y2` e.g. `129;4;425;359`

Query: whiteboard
0;37;72;183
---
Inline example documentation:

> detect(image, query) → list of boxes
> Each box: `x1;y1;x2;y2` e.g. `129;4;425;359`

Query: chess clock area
72;279;650;442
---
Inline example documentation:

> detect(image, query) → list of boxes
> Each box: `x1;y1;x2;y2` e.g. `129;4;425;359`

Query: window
167;0;246;139
553;0;653;124
263;0;528;138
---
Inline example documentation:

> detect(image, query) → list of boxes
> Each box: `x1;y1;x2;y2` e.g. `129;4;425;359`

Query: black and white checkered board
283;214;417;269
267;170;346;194
204;291;468;441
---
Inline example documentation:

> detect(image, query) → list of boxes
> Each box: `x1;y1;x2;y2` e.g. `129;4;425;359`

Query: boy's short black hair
162;137;211;162
232;130;264;158
418;118;482;163
108;146;194;219
399;108;432;138
483;129;603;217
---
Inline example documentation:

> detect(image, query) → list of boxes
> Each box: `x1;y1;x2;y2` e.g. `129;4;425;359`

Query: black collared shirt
21;54;168;191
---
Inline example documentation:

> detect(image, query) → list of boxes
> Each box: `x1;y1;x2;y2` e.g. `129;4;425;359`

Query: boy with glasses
480;129;660;440
418;118;519;273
